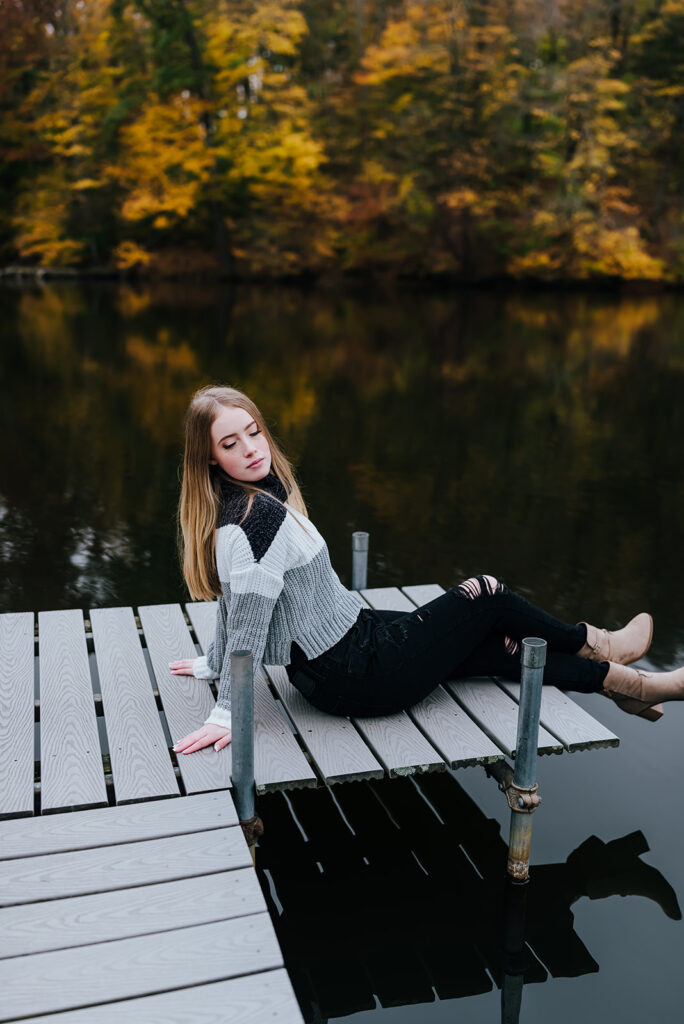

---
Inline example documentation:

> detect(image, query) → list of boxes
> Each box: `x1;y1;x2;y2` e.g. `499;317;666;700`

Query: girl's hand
173;724;232;755
169;658;196;676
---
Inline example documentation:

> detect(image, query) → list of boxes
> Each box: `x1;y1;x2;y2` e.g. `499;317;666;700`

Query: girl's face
208;405;272;481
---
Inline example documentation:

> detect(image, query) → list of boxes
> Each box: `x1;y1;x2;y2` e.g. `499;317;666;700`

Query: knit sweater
198;472;364;730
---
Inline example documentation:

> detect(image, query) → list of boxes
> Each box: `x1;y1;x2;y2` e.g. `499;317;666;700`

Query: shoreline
0;264;679;293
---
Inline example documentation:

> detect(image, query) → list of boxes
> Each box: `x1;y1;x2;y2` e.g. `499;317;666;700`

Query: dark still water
2;281;684;1022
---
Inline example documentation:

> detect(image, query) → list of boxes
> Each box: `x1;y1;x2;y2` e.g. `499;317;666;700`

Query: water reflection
255;774;680;1022
2;281;684;669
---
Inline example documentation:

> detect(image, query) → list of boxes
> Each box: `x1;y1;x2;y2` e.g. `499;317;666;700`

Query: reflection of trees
255;773;680;1021
2;283;684;668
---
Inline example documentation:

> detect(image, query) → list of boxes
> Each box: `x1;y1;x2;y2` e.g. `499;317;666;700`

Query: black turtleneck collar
216;471;288;561
218;470;287;503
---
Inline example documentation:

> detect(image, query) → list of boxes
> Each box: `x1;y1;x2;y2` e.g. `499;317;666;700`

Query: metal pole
507;637;546;882
230;650;260;847
351;531;369;591
500;878;529;1024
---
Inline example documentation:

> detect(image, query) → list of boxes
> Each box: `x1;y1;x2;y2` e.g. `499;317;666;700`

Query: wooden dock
0;583;618;1021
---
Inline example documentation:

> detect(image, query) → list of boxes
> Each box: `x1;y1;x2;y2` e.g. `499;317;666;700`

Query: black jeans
285;576;609;718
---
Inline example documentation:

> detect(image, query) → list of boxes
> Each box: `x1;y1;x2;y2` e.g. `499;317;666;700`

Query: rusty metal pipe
507;637;546;881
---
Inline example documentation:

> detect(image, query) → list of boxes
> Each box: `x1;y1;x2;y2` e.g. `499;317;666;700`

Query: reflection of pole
508;637;546;881
501;879;528;1024
230;650;263;855
351;531;369;591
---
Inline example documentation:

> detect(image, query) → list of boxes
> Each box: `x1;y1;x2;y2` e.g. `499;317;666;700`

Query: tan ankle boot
578;612;653;665
602;660;684;721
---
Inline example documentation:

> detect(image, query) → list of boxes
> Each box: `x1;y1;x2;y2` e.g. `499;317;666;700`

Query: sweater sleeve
204;539;285;730
204;595;228;677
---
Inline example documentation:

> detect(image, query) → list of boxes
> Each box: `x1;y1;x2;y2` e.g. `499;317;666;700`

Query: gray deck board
253;668;318;792
349;710;446;777
138;603;232;793
185;599;218;654
90;607;179;803
265;665;385;785
0;791;237;860
185;602;318;793
407;685;505;768
0;913;283;1021
0;612;35;818
38;610;108;813
446;678;564;757
360;587;415;612
0;868;266;957
497;679;619;751
0;827;251;906
14;970;303;1024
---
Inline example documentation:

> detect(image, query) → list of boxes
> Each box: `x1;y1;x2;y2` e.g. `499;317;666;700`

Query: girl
169;385;684;756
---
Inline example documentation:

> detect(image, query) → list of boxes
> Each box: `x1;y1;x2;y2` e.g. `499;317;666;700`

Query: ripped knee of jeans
456;574;504;599
504;635;520;656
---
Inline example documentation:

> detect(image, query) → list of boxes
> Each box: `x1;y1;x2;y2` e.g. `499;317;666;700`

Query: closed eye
222;429;261;450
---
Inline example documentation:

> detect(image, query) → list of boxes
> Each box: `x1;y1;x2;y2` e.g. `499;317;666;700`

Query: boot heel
639;703;664;722
611;695;665;721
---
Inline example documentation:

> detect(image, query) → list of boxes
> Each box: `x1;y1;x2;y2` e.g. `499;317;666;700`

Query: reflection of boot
565;832;682;921
577;613;653;665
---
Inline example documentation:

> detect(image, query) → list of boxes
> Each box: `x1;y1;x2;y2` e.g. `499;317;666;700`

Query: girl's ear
208;458;217;466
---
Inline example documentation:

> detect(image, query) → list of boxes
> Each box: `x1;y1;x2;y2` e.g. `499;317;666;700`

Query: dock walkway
0;584;618;1021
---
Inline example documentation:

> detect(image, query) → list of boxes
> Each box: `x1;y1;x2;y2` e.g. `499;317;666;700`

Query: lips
247;457;264;469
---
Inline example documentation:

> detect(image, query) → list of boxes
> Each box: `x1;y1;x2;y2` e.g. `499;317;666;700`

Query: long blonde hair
179;384;308;600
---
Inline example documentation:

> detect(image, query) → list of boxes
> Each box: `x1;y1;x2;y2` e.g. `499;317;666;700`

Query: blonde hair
179;384;308;600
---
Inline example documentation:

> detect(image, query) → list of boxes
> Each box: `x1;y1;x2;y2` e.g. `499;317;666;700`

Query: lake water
1;280;683;1022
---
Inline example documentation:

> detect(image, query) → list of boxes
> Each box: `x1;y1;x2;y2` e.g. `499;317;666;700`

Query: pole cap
521;637;547;668
352;531;369;551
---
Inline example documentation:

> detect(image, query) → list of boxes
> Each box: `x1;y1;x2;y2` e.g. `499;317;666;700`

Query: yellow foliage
113;241;152;269
13;171;84;266
113;94;214;224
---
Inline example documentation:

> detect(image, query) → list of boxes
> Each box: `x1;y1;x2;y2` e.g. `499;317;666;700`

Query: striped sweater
197;472;364;729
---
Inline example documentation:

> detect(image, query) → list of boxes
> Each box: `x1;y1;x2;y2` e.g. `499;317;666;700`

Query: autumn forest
2;0;684;281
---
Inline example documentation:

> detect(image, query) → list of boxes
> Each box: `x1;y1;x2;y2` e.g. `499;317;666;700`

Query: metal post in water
507;637;546;882
230;650;263;851
351;531;369;591
500;878;530;1024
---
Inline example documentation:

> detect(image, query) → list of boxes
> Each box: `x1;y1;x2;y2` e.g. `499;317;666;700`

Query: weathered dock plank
0;868;266;957
90;606;179;802
446;679;563;757
352;710;446;779
138;603;232;793
0;612;35;818
13;969;303;1024
0;913;283;1021
253;669;318;792
361;586;415;612
0;827;251;906
498;679;619;752
185;599;218;653
0;790;236;860
38;610;108;813
407;685;505;768
266;665;385;785
185;602;317;793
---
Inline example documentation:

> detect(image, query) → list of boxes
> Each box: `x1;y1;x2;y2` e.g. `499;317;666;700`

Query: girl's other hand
169;659;197;676
173;725;231;754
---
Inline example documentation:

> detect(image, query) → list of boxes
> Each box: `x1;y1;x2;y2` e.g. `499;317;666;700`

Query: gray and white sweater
197;472;364;730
